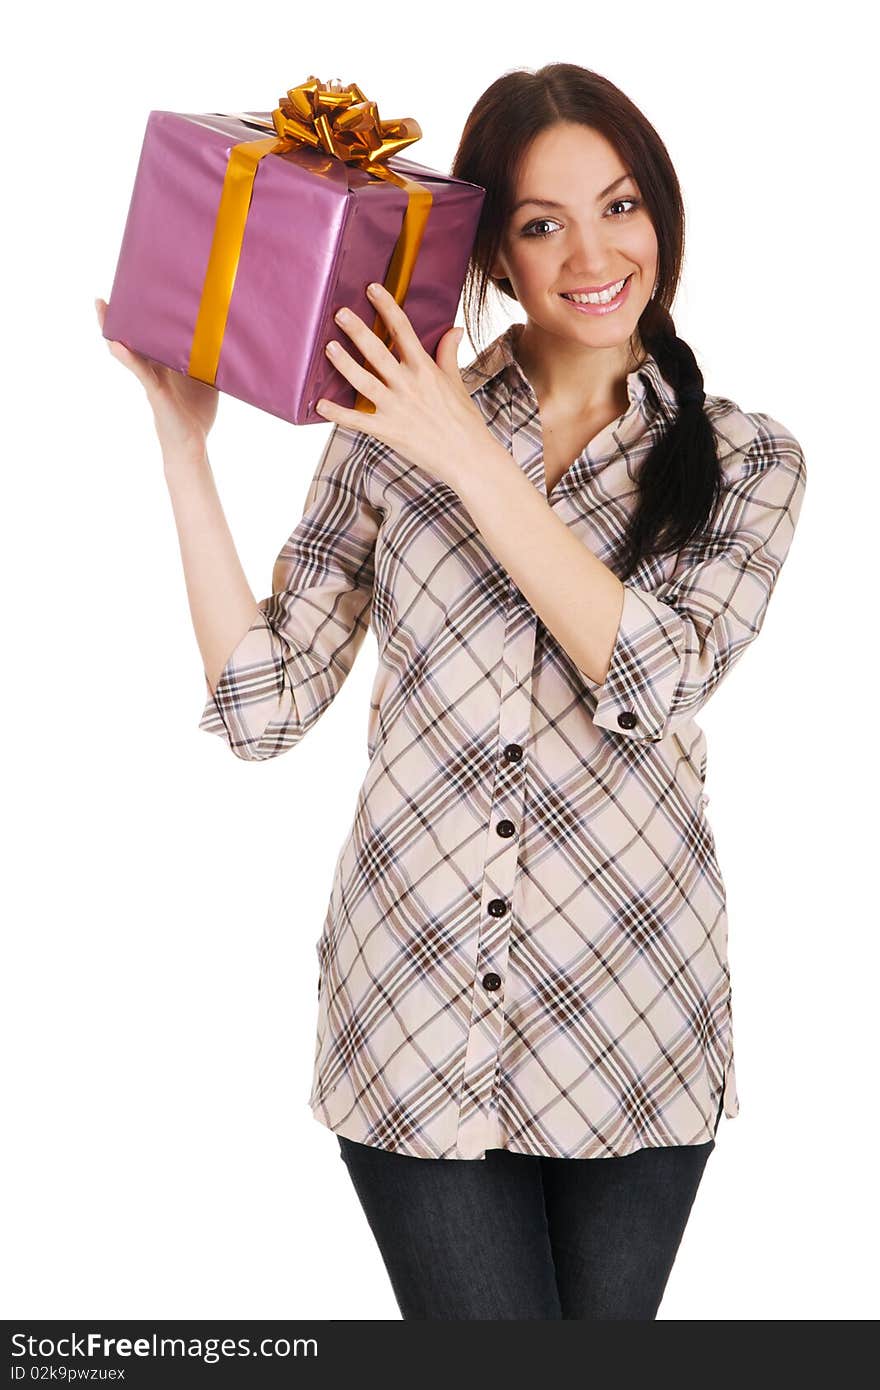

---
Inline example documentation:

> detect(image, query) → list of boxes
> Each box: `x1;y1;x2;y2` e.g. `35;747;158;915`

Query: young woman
96;63;806;1320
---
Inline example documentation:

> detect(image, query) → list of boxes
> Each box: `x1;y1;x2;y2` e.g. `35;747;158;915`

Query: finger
364;282;423;363
95;296;141;368
95;297;139;370
108;337;159;391
333;304;403;382
314;397;381;431
325;340;386;404
435;325;465;377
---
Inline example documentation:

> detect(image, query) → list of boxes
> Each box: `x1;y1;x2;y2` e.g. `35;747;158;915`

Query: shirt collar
461;321;679;423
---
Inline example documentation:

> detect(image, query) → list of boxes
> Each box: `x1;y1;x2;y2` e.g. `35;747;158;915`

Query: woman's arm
95;295;261;700
163;444;262;696
453;441;626;684
195;425;381;761
452;419;807;744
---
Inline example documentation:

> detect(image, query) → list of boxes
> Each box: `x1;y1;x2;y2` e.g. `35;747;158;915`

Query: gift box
102;77;486;425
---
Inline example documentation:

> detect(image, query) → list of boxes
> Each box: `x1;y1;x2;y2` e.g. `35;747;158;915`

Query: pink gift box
102;109;485;425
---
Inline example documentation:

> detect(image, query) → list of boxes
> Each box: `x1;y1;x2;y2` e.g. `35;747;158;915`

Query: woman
96;63;806;1319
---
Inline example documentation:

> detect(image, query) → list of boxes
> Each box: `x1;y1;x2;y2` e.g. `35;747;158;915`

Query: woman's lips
559;274;633;316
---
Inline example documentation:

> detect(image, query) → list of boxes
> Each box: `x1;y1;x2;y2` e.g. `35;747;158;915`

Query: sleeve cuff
197;607;288;759
586;583;686;743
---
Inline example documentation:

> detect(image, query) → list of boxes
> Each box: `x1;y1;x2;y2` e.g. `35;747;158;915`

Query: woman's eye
521;218;561;238
608;198;640;216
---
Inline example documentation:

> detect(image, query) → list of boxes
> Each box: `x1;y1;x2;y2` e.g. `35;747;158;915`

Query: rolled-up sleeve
582;420;807;743
198;424;381;761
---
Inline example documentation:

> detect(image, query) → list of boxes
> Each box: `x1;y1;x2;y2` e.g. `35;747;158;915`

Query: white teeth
563;277;628;305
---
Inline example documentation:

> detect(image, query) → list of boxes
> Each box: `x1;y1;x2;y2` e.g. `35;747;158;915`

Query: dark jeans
337;1102;721;1320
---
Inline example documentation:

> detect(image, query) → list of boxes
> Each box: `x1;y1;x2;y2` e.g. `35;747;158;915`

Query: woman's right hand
95;297;220;459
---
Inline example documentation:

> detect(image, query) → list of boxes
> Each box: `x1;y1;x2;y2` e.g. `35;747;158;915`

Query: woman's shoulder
703;392;806;487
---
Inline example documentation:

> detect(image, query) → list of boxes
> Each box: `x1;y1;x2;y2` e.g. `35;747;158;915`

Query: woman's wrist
162;438;211;479
450;434;520;506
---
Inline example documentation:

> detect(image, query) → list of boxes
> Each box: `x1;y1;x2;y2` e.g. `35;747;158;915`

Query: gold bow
187;76;434;414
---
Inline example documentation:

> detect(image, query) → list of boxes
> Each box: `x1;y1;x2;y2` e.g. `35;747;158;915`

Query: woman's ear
489;248;507;282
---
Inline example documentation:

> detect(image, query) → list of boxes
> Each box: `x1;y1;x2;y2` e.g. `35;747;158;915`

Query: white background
4;0;876;1321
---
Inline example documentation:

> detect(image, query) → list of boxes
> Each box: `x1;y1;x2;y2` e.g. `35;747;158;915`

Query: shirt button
503;743;523;762
488;898;508;917
617;711;637;729
482;972;502;991
496;819;516;838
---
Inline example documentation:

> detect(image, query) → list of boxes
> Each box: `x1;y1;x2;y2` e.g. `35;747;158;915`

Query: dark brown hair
450;62;722;580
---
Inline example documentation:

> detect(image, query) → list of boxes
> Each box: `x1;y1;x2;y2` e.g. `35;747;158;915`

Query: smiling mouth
560;274;632;305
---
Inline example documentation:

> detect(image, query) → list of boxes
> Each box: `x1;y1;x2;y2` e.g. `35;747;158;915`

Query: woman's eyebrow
511;173;633;216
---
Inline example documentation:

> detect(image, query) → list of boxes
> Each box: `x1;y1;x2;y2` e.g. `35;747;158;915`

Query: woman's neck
512;320;645;421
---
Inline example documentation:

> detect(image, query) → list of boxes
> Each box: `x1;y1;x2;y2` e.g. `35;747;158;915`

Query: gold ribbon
187;76;434;413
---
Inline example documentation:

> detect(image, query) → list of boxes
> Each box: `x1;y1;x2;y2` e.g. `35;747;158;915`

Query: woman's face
492;122;659;352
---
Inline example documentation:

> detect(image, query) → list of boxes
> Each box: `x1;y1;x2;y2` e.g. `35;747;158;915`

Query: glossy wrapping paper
103;108;486;425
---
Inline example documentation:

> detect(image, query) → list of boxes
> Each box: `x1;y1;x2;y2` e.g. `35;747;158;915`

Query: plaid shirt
198;323;807;1160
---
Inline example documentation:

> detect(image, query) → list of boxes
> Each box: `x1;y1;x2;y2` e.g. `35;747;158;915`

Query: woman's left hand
315;281;489;491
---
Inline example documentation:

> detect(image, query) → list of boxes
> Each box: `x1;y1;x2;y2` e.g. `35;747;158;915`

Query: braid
617;298;721;580
639;300;706;412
